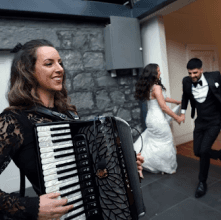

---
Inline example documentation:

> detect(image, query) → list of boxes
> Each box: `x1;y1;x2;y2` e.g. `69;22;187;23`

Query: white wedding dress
134;90;180;174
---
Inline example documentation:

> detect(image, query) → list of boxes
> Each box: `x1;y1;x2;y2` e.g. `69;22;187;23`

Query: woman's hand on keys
38;192;74;220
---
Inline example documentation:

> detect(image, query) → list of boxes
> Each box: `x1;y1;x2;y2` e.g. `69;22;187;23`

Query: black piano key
57;167;77;175
60;181;80;191
66;197;83;206
55;152;75;159
51;132;71;137
56;160;76;168
60;188;81;198
58;172;78;181
52;138;72;143
54;146;73;152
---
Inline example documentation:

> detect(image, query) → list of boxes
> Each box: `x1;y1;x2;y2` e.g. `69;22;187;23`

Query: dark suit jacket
181;71;221;119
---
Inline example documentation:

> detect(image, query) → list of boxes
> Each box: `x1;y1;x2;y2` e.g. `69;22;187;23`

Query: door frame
186;44;220;71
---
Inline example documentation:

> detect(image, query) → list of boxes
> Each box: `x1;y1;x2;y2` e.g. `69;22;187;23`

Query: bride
134;64;184;175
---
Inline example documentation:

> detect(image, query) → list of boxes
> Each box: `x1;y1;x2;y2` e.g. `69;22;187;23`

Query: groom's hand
180;114;185;123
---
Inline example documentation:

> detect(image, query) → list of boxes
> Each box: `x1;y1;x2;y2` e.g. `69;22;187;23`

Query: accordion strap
19;106;79;197
25;105;79;121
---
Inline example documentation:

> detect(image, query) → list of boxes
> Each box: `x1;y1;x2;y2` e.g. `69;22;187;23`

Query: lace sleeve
0;111;39;220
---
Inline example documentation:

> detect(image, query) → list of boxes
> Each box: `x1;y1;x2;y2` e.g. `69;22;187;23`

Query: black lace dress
0;109;55;220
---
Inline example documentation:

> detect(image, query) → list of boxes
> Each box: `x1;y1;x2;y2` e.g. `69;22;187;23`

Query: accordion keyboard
36;123;99;220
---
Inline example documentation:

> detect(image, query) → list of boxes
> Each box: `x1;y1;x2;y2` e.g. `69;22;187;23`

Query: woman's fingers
53;197;68;207
47;192;61;199
54;204;74;215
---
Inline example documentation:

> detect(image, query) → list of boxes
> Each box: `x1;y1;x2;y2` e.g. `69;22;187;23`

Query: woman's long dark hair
5;39;77;114
134;63;166;101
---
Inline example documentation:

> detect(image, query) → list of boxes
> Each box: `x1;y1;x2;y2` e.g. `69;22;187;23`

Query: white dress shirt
181;73;209;114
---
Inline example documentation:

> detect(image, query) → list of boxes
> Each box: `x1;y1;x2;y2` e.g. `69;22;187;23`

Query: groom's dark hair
187;58;202;70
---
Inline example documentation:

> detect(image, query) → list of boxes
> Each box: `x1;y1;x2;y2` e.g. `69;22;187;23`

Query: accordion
34;116;146;220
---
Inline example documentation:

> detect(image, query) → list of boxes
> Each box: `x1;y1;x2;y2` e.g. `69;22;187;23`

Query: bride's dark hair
5;39;77;114
134;63;166;101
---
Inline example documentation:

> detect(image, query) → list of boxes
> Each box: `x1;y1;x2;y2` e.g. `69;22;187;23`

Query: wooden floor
176;132;221;167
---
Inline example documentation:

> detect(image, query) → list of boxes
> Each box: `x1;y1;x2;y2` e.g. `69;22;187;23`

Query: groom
180;58;221;198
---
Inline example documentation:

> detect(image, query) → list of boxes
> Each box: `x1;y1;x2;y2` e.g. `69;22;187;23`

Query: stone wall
0;17;143;139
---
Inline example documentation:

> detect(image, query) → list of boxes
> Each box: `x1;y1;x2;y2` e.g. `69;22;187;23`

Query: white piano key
43;164;76;176
67;193;82;203
75;213;86;220
37;129;71;137
66;207;84;218
43;169;78;182
39;140;73;148
42;158;76;171
60;185;80;195
38;134;72;142
40;143;73;153
43;163;77;176
40;149;74;159
41;155;75;165
73;200;83;207
60;213;86;220
39;141;53;147
45;175;79;188
46;179;79;193
37;124;70;132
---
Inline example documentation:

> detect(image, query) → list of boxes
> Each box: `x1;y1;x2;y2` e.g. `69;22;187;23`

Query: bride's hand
176;101;181;105
175;116;184;125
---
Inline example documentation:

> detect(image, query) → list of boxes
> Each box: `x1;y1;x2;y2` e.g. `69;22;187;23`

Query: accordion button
84;181;92;187
83;187;94;196
79;160;89;167
87;202;97;209
85;195;96;203
81;173;91;181
78;154;88;160
77;147;87;154
88;209;99;217
80;166;90;174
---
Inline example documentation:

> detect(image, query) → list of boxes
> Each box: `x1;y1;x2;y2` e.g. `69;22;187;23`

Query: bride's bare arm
165;97;181;105
152;85;183;124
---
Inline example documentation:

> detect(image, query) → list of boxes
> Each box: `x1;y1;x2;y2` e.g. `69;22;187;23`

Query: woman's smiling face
34;46;64;95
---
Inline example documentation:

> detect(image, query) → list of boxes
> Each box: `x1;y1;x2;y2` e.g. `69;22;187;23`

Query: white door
0;52;31;193
186;44;220;72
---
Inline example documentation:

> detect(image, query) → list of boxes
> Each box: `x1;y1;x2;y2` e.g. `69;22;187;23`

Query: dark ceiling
84;0;130;5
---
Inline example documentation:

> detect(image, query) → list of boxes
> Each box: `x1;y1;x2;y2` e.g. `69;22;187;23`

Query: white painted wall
140;16;195;145
0;52;31;193
141;16;171;101
166;40;194;145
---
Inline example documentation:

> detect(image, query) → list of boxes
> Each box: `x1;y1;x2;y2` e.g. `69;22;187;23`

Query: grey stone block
59;50;84;72
73;73;94;90
83;52;104;70
110;91;125;105
70;91;94;110
96;90;111;110
96;75;116;87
